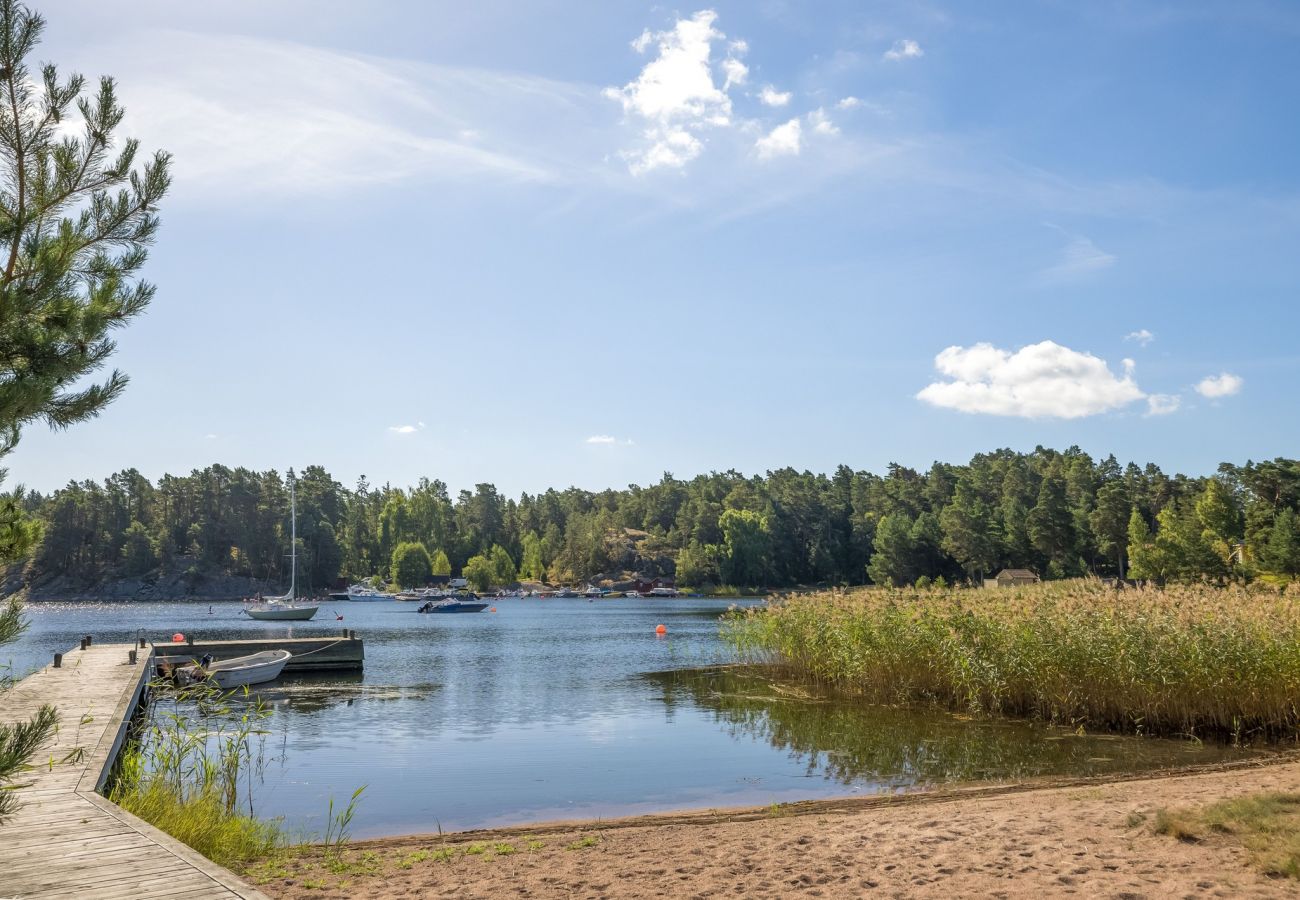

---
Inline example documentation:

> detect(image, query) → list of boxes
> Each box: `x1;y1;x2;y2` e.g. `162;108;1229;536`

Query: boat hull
419;602;489;614
184;650;292;688
244;605;319;621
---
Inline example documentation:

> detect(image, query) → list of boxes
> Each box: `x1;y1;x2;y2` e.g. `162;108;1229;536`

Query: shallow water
6;597;1261;837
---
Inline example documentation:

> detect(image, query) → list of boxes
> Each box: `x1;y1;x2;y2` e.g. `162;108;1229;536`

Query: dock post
53;652;62;668
138;637;147;649
128;649;138;665
79;637;88;650
187;634;194;646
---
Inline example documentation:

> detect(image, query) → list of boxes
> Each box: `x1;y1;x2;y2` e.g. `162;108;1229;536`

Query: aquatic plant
724;581;1300;740
108;679;285;866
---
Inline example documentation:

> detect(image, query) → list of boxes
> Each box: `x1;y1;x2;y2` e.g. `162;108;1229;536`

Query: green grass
1154;792;1300;878
725;581;1300;740
114;780;283;867
564;835;600;851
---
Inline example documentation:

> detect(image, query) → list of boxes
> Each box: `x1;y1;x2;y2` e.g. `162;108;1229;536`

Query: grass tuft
1154;792;1300;878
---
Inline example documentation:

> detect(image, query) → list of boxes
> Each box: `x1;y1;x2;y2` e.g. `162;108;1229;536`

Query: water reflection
645;666;1264;787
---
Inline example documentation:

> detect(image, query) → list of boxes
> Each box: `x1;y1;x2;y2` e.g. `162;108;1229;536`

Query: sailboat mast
289;476;297;601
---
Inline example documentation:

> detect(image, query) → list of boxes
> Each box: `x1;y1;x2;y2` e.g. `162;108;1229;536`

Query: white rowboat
180;650;292;689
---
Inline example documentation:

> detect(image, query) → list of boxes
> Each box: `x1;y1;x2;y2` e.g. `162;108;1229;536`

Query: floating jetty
154;632;365;674
0;641;270;899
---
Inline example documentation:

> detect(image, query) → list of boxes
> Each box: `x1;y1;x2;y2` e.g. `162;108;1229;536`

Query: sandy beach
251;756;1300;899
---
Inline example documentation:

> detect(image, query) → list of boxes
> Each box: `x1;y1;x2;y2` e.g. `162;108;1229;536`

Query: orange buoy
490;607;497;613
171;632;184;643
655;624;667;635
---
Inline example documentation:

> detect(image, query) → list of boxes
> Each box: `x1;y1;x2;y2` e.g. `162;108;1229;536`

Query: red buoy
171;632;184;643
655;624;667;635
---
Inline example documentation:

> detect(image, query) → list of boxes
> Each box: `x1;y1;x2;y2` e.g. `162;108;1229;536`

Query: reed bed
724;581;1300;741
108;680;286;866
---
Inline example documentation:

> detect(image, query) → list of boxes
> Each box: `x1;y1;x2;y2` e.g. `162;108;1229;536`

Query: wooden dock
153;633;364;673
0;643;270;900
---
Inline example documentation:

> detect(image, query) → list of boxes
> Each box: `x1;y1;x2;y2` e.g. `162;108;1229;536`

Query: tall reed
108;680;286;866
724;581;1300;741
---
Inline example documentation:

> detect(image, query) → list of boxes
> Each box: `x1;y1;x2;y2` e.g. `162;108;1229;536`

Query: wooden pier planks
0;644;270;900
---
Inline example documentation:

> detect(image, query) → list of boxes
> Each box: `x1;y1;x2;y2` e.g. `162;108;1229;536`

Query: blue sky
10;0;1299;494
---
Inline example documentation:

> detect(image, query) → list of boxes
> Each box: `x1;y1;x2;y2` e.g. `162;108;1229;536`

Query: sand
253;758;1300;899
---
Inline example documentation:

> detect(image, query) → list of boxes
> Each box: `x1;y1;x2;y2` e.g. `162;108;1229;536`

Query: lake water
5;597;1261;838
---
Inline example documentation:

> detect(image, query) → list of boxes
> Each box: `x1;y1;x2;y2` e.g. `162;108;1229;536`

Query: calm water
6;598;1260;837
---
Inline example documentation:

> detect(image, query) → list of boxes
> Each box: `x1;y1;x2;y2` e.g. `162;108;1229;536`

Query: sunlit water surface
6;598;1261;837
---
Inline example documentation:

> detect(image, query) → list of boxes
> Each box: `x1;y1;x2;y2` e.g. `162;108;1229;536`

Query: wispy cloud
836;96;862;110
917;341;1145;419
883;39;924;61
388;421;427;435
90;30;599;199
1195;372;1244;398
1041;235;1116;282
1145;394;1181;416
1124;329;1155;347
586;434;635;446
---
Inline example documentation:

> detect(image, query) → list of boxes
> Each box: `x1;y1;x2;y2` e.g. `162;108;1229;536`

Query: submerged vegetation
725;581;1300;741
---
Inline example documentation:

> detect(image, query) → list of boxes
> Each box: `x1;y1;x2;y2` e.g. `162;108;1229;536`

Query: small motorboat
417;595;489;614
179;650;292;689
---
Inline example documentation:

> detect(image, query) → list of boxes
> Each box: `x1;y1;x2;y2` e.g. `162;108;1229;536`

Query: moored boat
243;477;318;621
245;602;319;621
417;595;490;613
179;649;292;689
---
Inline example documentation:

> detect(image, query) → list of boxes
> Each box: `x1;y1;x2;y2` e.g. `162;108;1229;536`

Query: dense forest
9;448;1300;595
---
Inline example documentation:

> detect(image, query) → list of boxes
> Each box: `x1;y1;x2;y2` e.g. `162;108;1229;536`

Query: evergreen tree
867;513;915;586
1264;509;1300;579
1090;480;1130;577
939;479;999;581
0;0;169;824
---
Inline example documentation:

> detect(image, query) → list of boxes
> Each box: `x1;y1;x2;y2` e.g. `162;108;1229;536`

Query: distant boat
418;595;489;614
180;650;292;689
346;585;391;601
243;477;318;622
553;588;579;598
646;587;680;598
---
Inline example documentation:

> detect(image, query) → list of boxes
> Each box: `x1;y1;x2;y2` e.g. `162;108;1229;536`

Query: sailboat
244;476;319;622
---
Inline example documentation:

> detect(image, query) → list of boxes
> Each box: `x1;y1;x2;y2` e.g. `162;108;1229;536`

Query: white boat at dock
179;649;292;689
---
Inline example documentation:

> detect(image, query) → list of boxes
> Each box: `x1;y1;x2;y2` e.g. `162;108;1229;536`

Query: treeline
13;449;1300;593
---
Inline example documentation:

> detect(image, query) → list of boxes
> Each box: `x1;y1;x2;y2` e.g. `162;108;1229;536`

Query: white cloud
586;434;635;446
388;422;426;435
883;39;924;61
1124;329;1155;347
204;433;218;440
836;96;862;110
916;340;1146;419
1145;394;1181;416
759;85;792;107
808;108;839;136
756;118;802;159
1042;235;1116;281
1195;372;1244;398
722;57;749;90
604;10;739;174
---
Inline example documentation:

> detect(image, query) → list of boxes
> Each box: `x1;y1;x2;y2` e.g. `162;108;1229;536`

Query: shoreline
346;751;1297;848
250;754;1300;898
